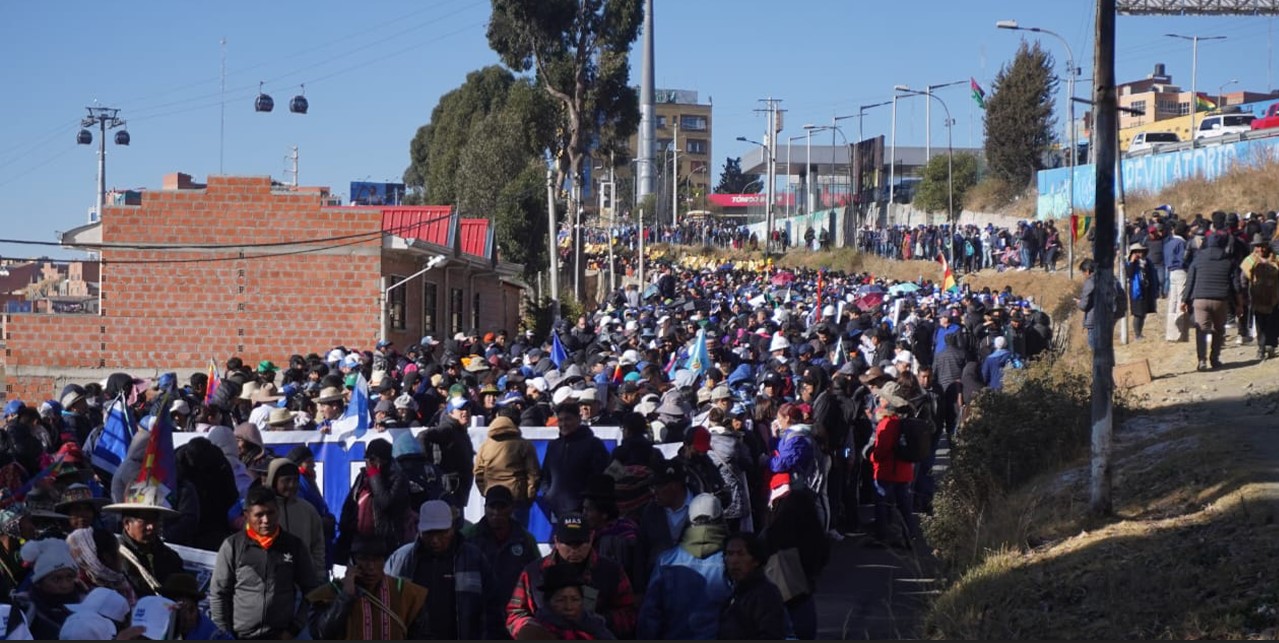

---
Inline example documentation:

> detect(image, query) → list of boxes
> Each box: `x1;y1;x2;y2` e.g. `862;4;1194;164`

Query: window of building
386;276;406;330
450;288;463;335
1131;100;1147;116
657;138;673;151
472;292;481;332
656;115;667;129
422;281;438;334
1178;101;1190;115
680;115;708;131
686;139;707;155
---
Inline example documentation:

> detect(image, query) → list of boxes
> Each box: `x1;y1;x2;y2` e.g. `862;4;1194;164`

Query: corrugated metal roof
458;218;490;259
381;206;454;248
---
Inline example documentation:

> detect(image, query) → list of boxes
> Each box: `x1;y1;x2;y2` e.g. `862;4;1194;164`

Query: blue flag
683;328;710;378
91;395;133;476
333;372;370;440
550;332;569;369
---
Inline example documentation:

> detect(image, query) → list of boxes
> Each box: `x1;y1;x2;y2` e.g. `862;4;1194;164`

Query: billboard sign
350;181;406;206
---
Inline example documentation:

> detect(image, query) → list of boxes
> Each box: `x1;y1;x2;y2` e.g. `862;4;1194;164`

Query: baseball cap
70;587;131;624
653;459;686;485
554;513;590;545
484;485;515;507
417;500;454;532
446;396;471;412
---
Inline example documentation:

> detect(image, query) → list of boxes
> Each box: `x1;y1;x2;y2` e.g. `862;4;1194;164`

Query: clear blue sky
1;1;1274;259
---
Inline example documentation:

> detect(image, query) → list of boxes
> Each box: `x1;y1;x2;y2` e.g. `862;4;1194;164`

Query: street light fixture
924;81;967;162
1165;33;1227;147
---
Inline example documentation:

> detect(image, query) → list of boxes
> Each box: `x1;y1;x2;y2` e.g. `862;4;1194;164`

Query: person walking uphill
1182;232;1239;371
1241;233;1279;360
637;494;733;640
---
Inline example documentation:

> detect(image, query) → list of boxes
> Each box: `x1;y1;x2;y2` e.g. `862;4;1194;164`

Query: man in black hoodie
1183;231;1238;371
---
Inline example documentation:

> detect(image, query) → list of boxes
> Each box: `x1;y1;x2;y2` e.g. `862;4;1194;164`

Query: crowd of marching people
857;220;1065;274
0;248;1059;640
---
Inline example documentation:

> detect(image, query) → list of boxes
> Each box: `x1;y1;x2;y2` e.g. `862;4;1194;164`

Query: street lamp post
1165;33;1227;148
899;89;956;225
923;81;967;162
786;134;807;217
1218;78;1238;110
999;19;1079;277
802;125;831;215
890;86;922;209
737;136;772;248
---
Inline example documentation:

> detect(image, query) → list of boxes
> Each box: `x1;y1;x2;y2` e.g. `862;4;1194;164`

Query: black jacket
118;534;185;598
211;528;321;639
336;461;411;563
539;427;609;520
1183;244;1237;303
422;416;476;507
718;568;788;640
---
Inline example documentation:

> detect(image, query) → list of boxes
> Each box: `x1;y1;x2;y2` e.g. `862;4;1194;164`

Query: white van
1194;113;1255;140
1127;131;1180;154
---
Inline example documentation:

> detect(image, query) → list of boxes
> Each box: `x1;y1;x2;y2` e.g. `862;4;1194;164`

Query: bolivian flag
1071;214;1092;242
939;252;958;293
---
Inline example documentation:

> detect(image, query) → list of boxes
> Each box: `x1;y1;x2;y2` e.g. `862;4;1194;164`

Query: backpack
894;417;933;463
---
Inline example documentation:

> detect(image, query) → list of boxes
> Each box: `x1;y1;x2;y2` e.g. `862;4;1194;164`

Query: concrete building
618;88;712;214
1116;62;1279;130
1;172;524;401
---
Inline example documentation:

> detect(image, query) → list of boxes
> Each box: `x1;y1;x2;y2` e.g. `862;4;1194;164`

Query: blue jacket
184;613;234;640
982;349;1012;391
636;524;732;640
933;324;961;364
384;538;497;640
769;426;816;486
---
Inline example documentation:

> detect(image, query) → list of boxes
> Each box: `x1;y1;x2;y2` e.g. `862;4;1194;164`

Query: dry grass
1125;150;1279;217
925;416;1279;639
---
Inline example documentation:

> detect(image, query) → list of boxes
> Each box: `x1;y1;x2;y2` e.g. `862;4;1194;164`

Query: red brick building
1;173;525;401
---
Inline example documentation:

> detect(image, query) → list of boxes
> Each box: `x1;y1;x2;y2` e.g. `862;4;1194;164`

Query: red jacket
870;415;915;483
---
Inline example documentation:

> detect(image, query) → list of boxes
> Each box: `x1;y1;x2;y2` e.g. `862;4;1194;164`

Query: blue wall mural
1037;135;1279;219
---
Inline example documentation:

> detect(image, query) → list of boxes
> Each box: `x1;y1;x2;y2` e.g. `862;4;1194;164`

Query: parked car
1194;113;1255;139
1250;103;1279;131
1127;131;1180;154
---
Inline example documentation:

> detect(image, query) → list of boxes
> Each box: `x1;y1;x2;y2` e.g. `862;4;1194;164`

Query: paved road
814;442;950;639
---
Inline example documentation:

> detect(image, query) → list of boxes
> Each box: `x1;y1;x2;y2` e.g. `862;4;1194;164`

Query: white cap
60;612;115;641
417;500;453;532
894;350;914;365
528;377;549;393
689;493;724;524
70;587;131;623
552;387;575;406
326;348;345;364
769;333;790;353
619;349;640;366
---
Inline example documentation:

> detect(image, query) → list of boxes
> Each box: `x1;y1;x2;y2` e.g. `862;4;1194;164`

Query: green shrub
924;357;1094;569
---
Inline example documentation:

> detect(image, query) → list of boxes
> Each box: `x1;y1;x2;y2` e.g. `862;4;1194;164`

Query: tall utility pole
1165;33;1227;149
637;0;656;201
756;98;783;251
1090;0;1118;516
220;38;227;174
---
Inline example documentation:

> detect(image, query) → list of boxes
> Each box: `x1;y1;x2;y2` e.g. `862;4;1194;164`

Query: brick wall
3;176;384;397
1;175;526;400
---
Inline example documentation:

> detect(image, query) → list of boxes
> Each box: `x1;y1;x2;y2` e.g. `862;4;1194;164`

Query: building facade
1;173;524;401
618;88;713;218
